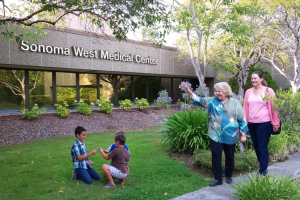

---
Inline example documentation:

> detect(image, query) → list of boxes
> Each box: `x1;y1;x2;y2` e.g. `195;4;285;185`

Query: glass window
30;71;52;108
99;75;131;106
0;69;24;110
79;74;97;104
56;72;76;107
173;78;182;103
161;77;172;103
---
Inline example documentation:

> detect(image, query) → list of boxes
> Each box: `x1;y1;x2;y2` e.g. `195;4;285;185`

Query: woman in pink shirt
243;71;280;175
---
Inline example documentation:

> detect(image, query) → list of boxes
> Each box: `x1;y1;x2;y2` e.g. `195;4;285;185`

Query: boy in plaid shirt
71;126;101;184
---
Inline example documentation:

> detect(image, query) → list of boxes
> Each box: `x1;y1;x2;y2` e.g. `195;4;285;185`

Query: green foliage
0;127;207;200
119;99;133;111
74;100;94;115
265;88;300;132
161;110;209;153
233;174;300;200
194;149;258;173
134;98;149;110
29;95;52;107
96;97;113;114
1;1;172;46
228;66;278;95
57;87;77;107
54;101;70;118
21;104;46;120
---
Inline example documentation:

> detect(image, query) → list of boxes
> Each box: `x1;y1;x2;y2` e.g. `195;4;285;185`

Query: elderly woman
182;82;248;187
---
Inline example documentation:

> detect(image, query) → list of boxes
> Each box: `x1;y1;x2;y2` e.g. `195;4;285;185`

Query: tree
209;0;266;97
259;0;300;94
0;69;40;102
0;0;172;45
100;75;130;106
228;66;278;95
173;0;231;85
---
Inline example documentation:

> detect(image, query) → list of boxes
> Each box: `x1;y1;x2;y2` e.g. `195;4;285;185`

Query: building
0;22;218;112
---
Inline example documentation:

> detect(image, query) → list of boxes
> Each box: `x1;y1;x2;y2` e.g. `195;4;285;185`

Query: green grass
0;127;208;200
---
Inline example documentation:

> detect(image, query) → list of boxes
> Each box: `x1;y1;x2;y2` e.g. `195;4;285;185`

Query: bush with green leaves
54;101;70;118
74;100;94;115
228;66;278;95
119;99;133;111
21;104;46;120
134;97;149;110
233;174;300;200
96;97;113;114
161;109;209;153
194;149;258;173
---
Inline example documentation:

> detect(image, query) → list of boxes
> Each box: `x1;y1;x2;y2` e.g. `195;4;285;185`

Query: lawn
0;126;208;200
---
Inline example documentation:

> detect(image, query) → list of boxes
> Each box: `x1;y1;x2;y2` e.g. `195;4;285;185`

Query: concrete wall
0;26;197;78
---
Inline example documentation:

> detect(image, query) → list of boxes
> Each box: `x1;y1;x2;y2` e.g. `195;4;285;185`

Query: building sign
20;41;158;65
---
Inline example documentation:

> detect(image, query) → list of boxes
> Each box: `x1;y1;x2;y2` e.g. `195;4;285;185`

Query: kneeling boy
71;126;101;184
99;134;129;188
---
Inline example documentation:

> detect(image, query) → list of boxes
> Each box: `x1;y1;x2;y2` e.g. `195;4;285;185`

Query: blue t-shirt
106;144;130;157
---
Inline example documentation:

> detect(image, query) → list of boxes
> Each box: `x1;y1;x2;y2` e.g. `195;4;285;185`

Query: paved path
172;152;300;200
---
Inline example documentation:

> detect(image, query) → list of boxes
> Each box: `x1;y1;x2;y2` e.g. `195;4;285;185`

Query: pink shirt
243;87;280;126
248;91;270;123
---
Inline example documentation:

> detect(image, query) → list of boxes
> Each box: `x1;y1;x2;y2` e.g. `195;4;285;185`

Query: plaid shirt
71;139;89;169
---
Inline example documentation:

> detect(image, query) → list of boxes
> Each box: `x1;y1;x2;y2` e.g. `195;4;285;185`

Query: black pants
210;139;236;182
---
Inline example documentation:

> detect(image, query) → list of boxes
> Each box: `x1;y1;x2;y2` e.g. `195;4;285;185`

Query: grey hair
214;82;233;97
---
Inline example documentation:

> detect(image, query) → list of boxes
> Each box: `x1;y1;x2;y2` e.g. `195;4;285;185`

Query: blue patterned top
192;95;248;144
71;139;90;169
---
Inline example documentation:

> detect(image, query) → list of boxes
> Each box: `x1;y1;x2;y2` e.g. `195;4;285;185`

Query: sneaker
71;170;76;180
102;182;116;188
119;177;127;185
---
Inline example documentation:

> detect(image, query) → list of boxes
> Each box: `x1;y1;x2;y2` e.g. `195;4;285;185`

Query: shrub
134;97;149;110
21;104;46;120
54;101;70;118
156;90;172;107
96;97;113;114
193;149;258;173
74;100;94;115
119;99;133;111
161;109;209;153
228;66;278;95
233;174;300;200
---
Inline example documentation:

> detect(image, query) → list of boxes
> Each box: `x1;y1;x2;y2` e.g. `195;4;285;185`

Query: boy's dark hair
115;131;125;136
75;126;86;136
115;134;126;145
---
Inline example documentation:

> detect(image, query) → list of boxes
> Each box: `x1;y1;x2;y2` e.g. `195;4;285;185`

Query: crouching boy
99;134;129;188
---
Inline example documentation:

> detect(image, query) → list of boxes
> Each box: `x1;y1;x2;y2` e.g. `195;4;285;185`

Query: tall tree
259;0;300;93
209;0;265;97
0;0;172;45
173;0;232;85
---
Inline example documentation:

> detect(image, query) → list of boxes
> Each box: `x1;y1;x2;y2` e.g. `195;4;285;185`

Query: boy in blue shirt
71;126;101;184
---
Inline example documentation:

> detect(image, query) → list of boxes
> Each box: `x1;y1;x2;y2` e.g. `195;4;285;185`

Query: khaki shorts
110;166;127;179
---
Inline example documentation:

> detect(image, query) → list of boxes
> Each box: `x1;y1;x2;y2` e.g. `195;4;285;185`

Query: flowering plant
155;90;172;108
119;99;133;111
96;97;113;114
21;104;46;120
74;100;94;115
54;101;70;118
134;97;149;110
232;93;243;104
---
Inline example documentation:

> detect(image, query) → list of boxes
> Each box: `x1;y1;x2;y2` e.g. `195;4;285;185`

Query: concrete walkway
172;152;300;200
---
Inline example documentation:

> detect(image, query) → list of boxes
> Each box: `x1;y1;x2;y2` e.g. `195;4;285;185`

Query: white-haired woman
182;82;248;187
